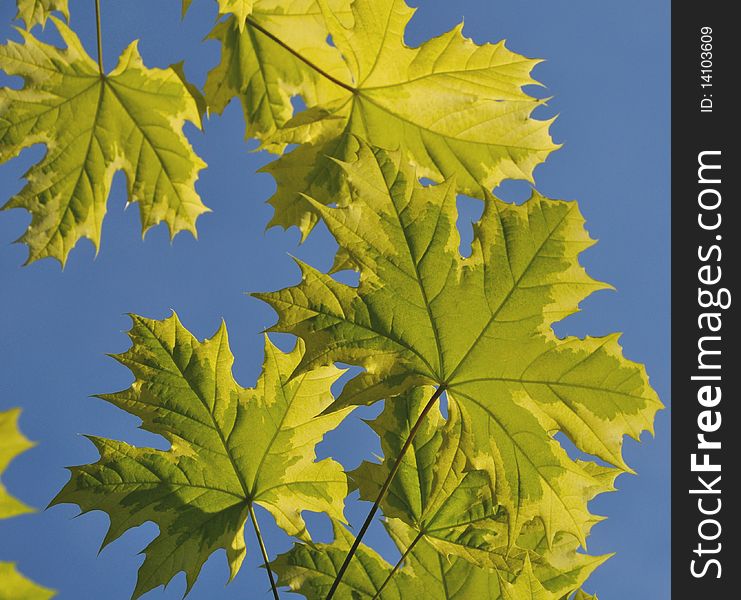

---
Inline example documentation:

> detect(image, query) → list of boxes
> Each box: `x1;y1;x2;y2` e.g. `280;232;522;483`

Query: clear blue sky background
0;1;669;598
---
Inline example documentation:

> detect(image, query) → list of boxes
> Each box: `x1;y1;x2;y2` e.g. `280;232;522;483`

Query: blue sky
0;1;669;598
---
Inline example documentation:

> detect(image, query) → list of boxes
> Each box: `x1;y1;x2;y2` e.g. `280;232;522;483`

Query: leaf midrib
245;11;547;150
248;341;308;499
444;203;574;384
138;319;251;501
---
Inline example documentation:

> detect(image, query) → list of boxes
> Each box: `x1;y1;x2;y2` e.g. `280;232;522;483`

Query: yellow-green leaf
204;0;351;147
0;563;55;600
218;0;255;27
14;0;69;30
273;518;602;600
52;314;351;599
273;520;420;599
0;410;56;598
572;591;598;600
350;387;508;567
500;556;556;600
257;143;662;545
0;409;34;520
350;387;610;593
0;18;207;266
262;0;558;236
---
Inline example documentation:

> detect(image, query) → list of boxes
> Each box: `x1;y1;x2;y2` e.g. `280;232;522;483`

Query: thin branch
245;16;356;94
94;0;104;75
325;385;447;599
248;504;281;600
371;530;424;599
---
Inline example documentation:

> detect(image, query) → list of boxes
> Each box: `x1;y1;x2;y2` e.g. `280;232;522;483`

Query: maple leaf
14;0;68;30
203;0;351;150
349;387;610;590
273;519;420;599
261;0;558;236
51;314;351;598
182;0;257;26
0;18;207;266
499;556;556;600
0;409;56;599
273;518;602;600
217;1;256;26
349;386;509;567
257;143;662;544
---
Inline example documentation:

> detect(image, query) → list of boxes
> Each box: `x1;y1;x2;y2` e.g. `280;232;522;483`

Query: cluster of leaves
0;0;659;599
0;409;55;599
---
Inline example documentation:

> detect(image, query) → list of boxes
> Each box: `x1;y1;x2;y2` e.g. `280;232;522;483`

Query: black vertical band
671;3;737;595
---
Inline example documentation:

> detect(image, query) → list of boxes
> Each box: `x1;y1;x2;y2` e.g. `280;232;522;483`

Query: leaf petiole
94;0;103;75
371;530;423;599
249;503;281;600
325;384;447;600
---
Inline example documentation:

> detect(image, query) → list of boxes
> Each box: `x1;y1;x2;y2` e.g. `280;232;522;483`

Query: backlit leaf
0;563;55;600
0;409;55;598
257;143;662;545
14;0;69;30
52;314;351;598
203;0;351;148
0;409;34;520
262;0;558;236
349;386;508;567
273;518;603;600
0;18;207;265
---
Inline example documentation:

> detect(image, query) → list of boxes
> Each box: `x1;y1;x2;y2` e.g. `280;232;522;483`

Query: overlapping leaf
0;19;207;265
0;409;55;599
262;0;558;236
349;386;508;566
349;389;609;594
273;518;603;600
203;0;351;151
14;0;68;30
274;519;419;599
52;314;351;598
257;143;662;545
217;0;256;26
201;0;556;236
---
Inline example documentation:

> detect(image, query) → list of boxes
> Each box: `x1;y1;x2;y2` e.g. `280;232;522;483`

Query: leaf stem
94;0;104;75
248;504;281;600
325;385;447;600
371;530;424;599
245;16;356;94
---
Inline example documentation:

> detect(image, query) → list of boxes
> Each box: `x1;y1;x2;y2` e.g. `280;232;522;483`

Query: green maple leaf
52;314;351;598
0;18;207;266
261;0;557;236
499;556;556;600
273;519;420;599
273;518;601;600
349;386;508;567
0;409;56;599
257;143;662;545
14;0;68;30
203;0;351;150
350;387;609;587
